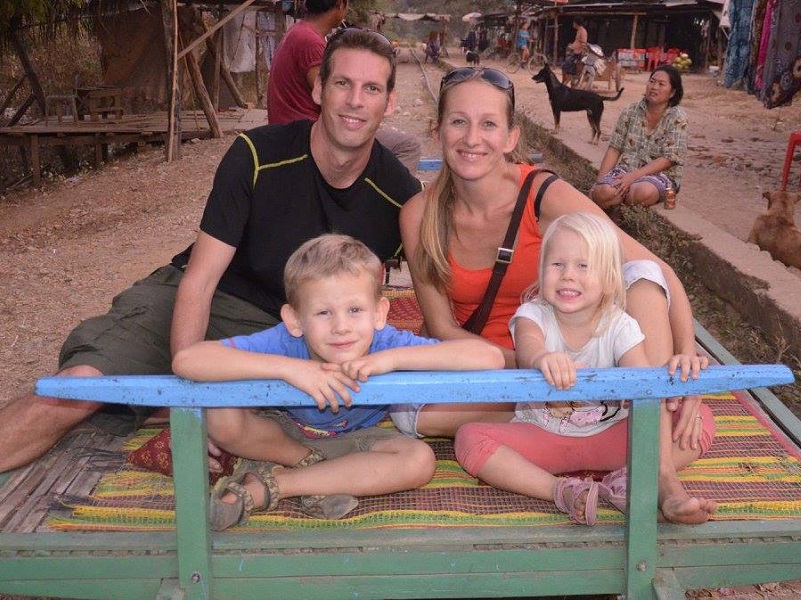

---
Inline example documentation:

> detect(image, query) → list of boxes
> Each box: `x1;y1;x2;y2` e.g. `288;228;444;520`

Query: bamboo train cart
0;325;798;600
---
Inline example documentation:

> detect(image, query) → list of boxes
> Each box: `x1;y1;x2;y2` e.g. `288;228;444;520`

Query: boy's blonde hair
284;234;384;306
536;212;626;312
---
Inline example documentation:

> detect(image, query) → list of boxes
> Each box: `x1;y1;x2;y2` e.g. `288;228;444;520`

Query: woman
591;65;687;209
396;66;715;524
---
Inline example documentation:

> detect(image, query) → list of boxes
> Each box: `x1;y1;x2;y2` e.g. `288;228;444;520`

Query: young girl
453;213;716;525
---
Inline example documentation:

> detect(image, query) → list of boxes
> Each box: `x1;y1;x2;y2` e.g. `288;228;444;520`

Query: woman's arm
400;192;517;367
596;146;622;179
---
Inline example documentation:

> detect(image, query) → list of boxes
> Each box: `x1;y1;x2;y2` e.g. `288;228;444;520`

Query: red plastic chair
664;48;680;65
645;47;662;71
781;131;801;190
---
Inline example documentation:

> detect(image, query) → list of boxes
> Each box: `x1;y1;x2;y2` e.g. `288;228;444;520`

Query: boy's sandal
553;476;600;525
295;446;359;520
599;467;627;513
210;459;282;531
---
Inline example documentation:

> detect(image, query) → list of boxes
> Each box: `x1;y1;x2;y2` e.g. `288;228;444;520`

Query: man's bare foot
659;494;717;524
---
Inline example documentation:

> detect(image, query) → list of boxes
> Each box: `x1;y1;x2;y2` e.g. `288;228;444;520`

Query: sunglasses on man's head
440;67;515;107
327;26;393;50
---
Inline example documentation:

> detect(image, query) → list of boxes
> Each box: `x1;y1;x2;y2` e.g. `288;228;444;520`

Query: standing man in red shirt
267;0;422;173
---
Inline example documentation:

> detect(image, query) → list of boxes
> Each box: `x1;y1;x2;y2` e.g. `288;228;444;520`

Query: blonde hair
532;212;626;313
415;74;531;292
284;234;384;306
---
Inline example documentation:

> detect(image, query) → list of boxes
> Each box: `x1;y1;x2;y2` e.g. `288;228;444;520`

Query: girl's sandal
210;459;282;531
553;476;600;525
599;467;627;513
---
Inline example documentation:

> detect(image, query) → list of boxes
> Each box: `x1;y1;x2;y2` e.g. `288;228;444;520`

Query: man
267;0;421;174
561;17;588;85
0;28;422;473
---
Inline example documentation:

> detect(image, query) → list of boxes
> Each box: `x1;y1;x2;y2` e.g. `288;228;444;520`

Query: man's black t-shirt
171;120;422;319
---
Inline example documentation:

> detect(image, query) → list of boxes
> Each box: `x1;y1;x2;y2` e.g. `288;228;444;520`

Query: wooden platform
0;321;798;599
0;108;268;187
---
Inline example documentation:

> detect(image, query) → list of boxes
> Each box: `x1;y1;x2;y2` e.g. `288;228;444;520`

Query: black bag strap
463;170;559;334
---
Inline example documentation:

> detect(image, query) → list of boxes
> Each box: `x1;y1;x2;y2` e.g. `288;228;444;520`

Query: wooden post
630;14;639;49
29;134;40;187
255;19;263;109
180;31;223;138
162;0;182;161
0;74;29;114
10;29;47;117
552;13;559;65
210;30;222;109
204;32;247;108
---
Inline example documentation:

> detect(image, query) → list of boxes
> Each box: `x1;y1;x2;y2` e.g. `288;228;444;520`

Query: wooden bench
0;358;795;600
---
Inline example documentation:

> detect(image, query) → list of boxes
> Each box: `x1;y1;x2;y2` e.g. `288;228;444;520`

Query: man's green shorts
59;265;279;375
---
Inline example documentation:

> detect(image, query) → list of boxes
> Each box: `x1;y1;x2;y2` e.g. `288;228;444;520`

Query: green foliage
0;0;88;38
348;0;380;24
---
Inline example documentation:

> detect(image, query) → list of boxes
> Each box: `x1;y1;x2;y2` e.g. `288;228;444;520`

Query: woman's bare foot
659;494;717;524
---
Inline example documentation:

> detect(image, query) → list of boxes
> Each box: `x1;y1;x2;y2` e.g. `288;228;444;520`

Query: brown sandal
210;459;282;531
295;447;359;520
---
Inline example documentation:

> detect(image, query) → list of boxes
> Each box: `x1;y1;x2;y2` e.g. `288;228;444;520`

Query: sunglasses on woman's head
440;67;515;107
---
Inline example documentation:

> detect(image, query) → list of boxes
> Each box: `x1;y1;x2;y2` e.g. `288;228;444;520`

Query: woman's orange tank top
447;164;545;350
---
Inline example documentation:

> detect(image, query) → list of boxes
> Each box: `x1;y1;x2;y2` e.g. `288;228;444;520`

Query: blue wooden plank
417;157;442;171
35;365;793;408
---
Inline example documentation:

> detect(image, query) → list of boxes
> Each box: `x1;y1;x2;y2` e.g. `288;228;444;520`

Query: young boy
172;234;504;530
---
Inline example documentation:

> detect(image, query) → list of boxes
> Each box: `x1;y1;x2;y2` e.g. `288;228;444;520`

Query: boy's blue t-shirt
222;324;438;436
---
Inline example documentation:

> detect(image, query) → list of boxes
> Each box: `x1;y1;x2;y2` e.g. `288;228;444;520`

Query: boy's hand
536;352;577;389
666;354;709;450
341;351;396;382
285;362;360;412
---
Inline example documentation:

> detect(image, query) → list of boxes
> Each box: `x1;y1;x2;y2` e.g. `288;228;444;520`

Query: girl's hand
285;362;360;412
537;352;577;389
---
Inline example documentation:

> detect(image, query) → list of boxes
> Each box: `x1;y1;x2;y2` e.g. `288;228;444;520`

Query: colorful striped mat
47;390;801;532
46;289;801;531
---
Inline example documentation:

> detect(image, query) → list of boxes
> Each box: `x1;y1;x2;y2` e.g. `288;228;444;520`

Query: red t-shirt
447;165;545;350
266;21;324;124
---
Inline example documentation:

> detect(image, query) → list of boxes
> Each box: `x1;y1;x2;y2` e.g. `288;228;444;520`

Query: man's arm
170;231;237;357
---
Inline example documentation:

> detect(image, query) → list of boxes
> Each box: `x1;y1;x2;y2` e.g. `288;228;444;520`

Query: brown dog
747;189;801;269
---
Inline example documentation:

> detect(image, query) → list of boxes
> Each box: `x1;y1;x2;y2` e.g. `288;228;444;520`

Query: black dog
532;63;624;144
465;50;480;66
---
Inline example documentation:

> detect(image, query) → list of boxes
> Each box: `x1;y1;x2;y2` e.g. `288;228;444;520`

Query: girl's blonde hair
283;234;384;307
415;73;531;292
533;212;626;313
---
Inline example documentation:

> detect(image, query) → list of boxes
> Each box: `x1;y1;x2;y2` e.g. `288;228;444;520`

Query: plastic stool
781;131;801;190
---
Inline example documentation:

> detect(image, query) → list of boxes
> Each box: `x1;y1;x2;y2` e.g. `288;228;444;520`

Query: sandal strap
295;447;325;468
225;481;255;517
554;477;599;525
249;462;282;512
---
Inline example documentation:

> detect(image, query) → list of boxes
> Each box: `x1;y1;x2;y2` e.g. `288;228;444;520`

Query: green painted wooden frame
0;347;797;599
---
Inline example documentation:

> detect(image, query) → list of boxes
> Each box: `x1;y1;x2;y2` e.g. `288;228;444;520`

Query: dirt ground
2;55;801;599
